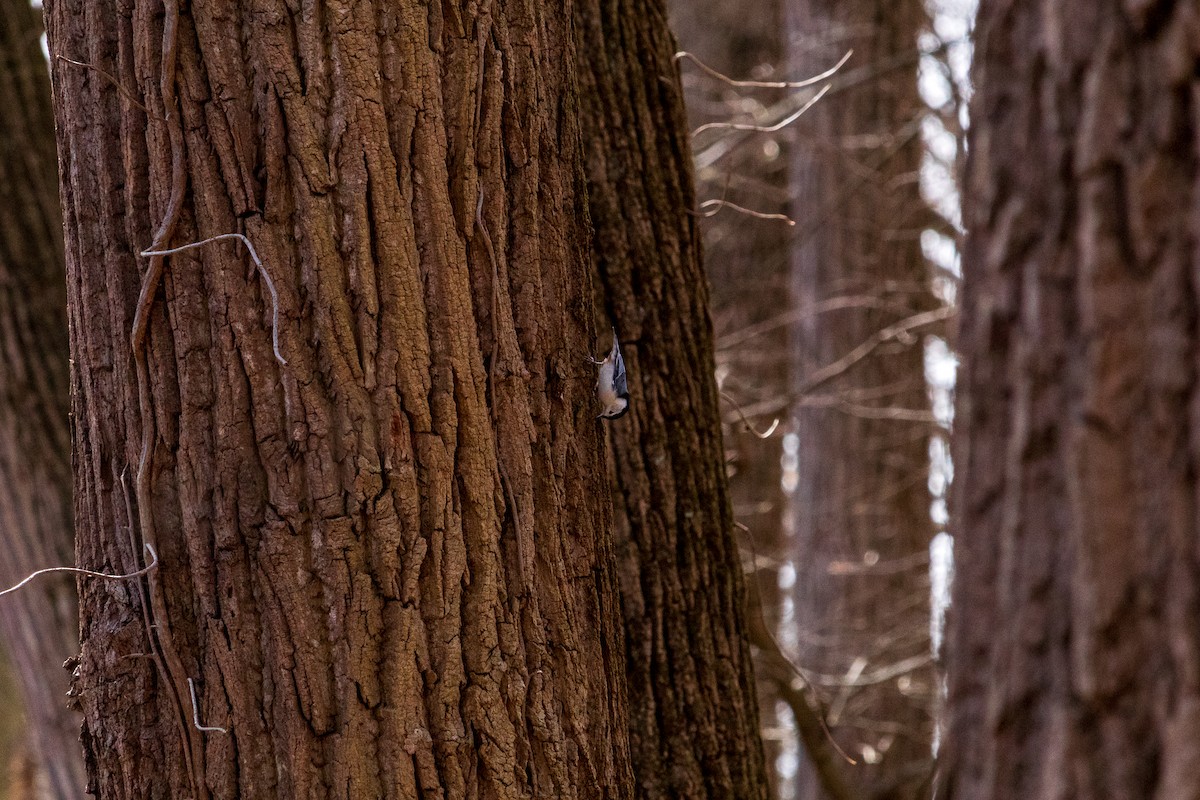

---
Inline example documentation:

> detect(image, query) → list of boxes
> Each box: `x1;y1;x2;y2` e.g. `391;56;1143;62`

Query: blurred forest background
671;0;968;796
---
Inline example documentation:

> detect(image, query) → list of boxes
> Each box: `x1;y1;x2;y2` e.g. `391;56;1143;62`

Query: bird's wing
611;331;628;396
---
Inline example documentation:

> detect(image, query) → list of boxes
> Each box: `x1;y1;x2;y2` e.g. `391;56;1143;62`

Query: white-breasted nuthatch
588;328;629;420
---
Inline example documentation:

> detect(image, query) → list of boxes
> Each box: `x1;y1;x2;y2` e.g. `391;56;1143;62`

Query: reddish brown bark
574;1;770;798
944;3;1200;798
0;1;85;796
783;1;938;798
47;2;633;797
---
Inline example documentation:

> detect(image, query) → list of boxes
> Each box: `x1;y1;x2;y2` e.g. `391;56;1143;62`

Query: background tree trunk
783;1;938;798
573;1;771;798
0;2;85;796
944;3;1200;798
46;2;634;797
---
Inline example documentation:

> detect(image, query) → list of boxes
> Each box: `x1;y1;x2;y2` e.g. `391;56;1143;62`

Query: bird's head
598;394;630;420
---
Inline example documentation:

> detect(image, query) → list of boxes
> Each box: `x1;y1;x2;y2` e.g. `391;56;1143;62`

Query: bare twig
719;391;780;438
806;653;934;689
187;678;228;734
742;533;859;800
718;295;903;350
726;306;955;423
55;55;148;112
827;549;930;576
676;48;852;90
690;169;733;218
142;233;287;367
693;84;830;137
799;306;954;393
698;199;795;226
0;543;158;600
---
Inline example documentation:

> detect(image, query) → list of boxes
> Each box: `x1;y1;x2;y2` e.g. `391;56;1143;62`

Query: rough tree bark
574;1;771;798
46;2;635;797
944;3;1200;798
784;2;938;798
0;2;85;796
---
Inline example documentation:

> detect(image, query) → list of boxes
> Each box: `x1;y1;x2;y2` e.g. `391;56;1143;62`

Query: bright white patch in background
921;229;959;274
925;337;957;427
778;595;797;654
918;55;952;109
929;532;954;651
780;432;799;495
778;561;796;591
775;700;800;779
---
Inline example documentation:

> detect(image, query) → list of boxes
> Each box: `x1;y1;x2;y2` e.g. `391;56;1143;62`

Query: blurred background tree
0;0;84;796
944;2;1200;798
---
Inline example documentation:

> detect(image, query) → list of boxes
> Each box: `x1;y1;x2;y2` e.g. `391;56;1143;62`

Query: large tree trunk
574;1;770;798
0;1;84;796
46;2;634;797
783;2;938;798
944;4;1200;798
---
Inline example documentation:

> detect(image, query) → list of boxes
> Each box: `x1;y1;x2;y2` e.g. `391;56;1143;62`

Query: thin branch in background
827;549;930;577
55;55;148;113
808;653;934;689
0;544;158;600
698;199;795;226
143;232;287;367
799;306;954;393
692;43;958;171
187;678;228;734
743;548;861;800
690;169;733;218
726;306;955;424
718;295;902;350
720;391;780;438
693;84;831;137
675;48;852;90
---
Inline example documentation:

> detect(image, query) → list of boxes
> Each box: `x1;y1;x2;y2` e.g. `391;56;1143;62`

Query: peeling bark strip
945;3;1200;799
574;1;771;798
0;1;85;796
45;2;634;798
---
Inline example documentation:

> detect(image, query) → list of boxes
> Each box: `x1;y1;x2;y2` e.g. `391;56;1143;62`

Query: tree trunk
0;2;85;796
944;3;1200;798
667;0;796;794
574;2;770;798
46;2;634;797
783;2;938;798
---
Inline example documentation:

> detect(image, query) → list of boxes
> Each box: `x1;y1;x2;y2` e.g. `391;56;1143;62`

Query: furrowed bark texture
574;2;770;798
0;2;86;796
46;2;633;798
784;1;937;798
945;3;1200;798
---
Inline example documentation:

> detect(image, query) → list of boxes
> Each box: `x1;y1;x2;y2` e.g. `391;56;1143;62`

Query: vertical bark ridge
575;1;771;798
